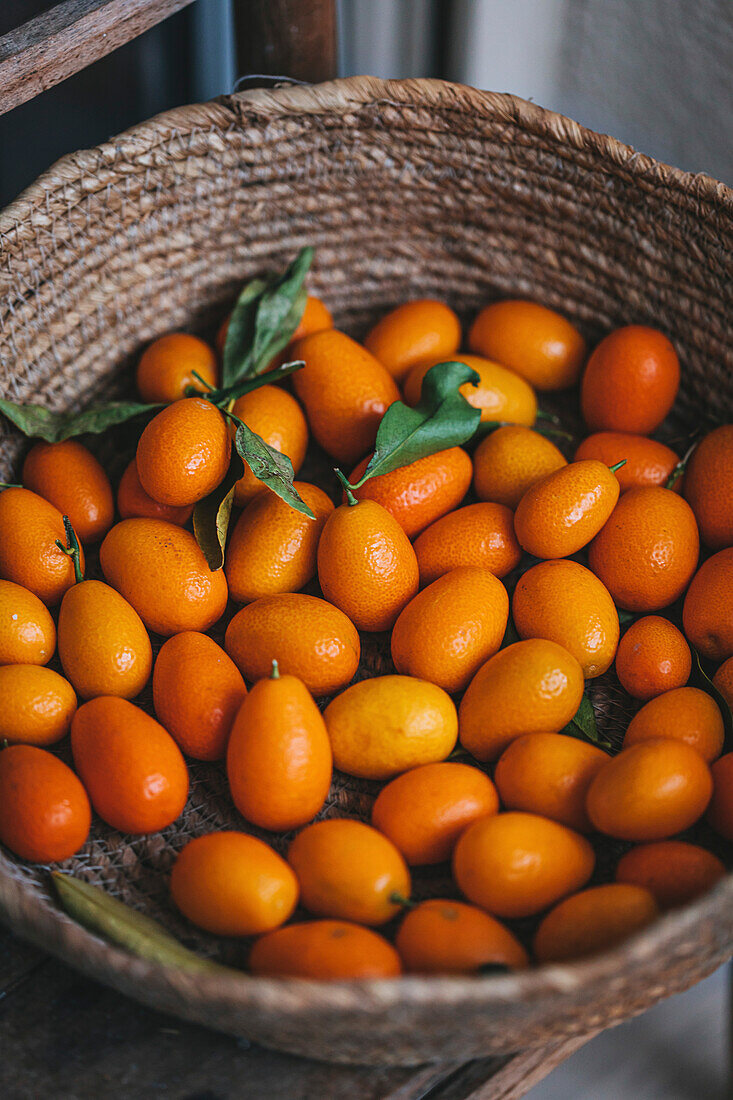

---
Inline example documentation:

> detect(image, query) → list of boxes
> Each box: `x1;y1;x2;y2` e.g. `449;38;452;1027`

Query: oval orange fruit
364;299;461;382
224;593;359;696
682;547;733;660
391;566;509;693
71;696;189;834
616;840;726;910
117;459;193;526
0;579;56;666
395;899;528;974
473;425;567;509
615;616;691;700
0;488;85;607
533;884;658;963
581;325;680;434
23;440;114;544
0;665;77;746
469;300;586;390
153;632;247;760
225;481;333;604
623;687;724;763
0;745;90;862
136;397;231;507
226;664;332;831
58;579;152;700
230;385;308;506
136;332;218;403
514;459;621;559
250;921;401;979
403;354;537;426
575;432;679;492
683;425;733;549
413;502;522;585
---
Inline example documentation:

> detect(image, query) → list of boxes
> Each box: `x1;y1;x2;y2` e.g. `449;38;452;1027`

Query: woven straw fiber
0;77;732;1066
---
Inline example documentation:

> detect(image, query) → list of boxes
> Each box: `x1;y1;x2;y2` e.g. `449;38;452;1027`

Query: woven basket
0;76;732;1067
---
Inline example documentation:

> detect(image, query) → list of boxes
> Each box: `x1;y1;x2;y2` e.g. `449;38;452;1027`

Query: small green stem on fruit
334;468;358;506
608;460;627;473
389;892;416;910
270;660;280;680
0;482;21;490
55;516;84;584
536;409;562;425
190;369;214;394
666;439;698;490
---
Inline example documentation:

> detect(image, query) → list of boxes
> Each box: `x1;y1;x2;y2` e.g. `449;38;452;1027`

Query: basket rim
1;75;732;244
0;73;732;1022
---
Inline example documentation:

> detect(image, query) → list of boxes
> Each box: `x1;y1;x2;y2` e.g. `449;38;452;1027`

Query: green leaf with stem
227;411;316;519
208;360;305;408
55;516;84;584
192;450;244;571
561;693;612;750
52;873;224;974
221;247;313;386
0;399;161;443
350;361;482;489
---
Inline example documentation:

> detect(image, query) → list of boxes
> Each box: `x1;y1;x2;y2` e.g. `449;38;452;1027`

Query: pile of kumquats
0;246;731;980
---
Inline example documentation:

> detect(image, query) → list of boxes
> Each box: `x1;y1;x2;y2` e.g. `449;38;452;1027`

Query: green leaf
222;247;313;386
351;361;482;488
52;872;223;974
691;649;733;747
561;694;612;749
0;399;160;442
212;359;304;407
234;420;315;519
192;450;244;571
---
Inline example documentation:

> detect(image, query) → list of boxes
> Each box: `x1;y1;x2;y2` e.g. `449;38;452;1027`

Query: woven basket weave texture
0;77;731;1066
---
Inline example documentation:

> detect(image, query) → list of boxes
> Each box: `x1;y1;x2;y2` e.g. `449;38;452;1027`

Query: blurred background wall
1;0;732;207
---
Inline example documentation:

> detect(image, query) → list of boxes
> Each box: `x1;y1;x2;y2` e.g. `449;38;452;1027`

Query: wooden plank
0;928;46;997
0;0;196;117
233;0;337;85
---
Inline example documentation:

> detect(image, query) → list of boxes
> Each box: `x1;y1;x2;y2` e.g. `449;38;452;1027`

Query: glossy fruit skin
0;665;76;746
469;300;586;391
100;519;228;636
170;831;298;936
250;920;402;979
23;440;114;544
494;733;610;833
403;354;537;426
413;502;522;586
318;498;419;632
225;481;333;604
224;593;359;696
391;567;509;693
292;329;400;464
533;884;659;963
581;325;680;434
458;639;585;763
0;579;56;665
589;487;700;612
713;656;733;709
395;899;528;974
287;819;411;926
0;745;90;862
348;447;472;538
71;696;189;834
514;459;621;559
615;616;691;700
58;580;152;700
0;488;85;607
371;762;499;865
230;385;308;506
616;840;726;910
227;671;332;831
707;753;733;841
473;425;567;509
683;425;733;549
324;675;458;780
512;559;619;677
586;739;713;841
153;632;247;760
364;299;461;383
575;432;679;492
117;460;193;526
453;812;595;918
623;687;724;763
682;548;733;660
137;332;218;404
136;398;231;507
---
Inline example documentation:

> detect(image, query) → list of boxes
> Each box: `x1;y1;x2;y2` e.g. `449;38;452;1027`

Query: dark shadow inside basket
0;79;732;1065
